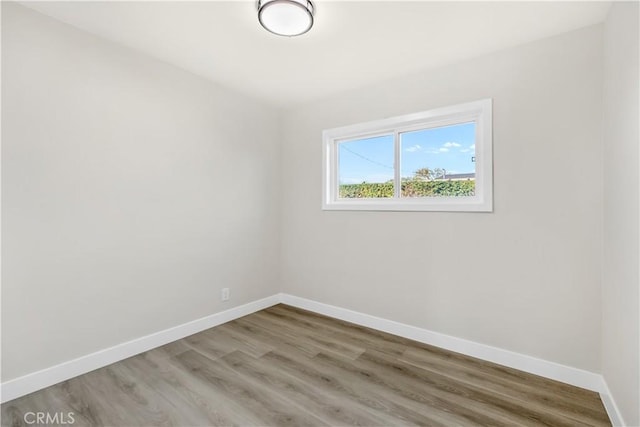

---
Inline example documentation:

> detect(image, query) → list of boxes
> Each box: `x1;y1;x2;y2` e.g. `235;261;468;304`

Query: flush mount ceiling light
257;0;315;37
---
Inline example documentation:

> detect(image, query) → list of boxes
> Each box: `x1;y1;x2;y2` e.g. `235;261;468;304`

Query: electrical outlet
221;288;230;302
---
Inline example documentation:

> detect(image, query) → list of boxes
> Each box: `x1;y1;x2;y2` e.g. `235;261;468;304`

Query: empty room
1;0;639;426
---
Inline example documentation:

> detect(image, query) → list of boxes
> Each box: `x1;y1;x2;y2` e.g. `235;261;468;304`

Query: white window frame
322;99;493;212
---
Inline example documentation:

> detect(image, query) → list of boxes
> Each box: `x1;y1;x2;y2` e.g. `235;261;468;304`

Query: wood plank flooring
1;304;611;426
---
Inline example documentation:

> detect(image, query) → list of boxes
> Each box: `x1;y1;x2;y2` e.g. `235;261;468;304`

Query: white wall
1;2;281;381
281;25;604;372
602;2;640;425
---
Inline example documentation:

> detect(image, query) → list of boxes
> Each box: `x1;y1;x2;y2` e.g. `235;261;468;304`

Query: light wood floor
2;304;611;426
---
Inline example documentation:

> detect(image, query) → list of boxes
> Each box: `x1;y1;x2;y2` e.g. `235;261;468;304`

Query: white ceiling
21;1;612;108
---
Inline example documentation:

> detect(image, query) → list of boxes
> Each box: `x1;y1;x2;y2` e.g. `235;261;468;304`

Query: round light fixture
257;0;315;37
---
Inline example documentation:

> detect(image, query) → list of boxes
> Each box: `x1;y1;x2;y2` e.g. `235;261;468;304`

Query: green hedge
339;180;475;198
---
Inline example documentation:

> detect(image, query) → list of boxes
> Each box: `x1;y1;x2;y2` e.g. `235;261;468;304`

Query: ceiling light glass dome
257;0;315;37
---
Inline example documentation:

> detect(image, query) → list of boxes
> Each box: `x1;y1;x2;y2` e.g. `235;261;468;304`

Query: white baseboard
599;379;626;426
279;294;605;392
1;292;623;427
0;294;281;404
280;294;625;425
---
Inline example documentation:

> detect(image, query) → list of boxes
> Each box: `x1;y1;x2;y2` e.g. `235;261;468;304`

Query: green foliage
402;179;475;197
414;168;432;180
339;181;394;198
339;179;475;198
414;167;446;181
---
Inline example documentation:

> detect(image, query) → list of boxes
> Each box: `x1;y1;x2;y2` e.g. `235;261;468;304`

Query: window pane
338;135;394;198
400;122;476;198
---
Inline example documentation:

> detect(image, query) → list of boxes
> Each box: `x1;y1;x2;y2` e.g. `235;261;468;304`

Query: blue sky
338;122;476;184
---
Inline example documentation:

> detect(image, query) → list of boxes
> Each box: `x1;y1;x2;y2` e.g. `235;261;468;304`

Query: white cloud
460;144;475;153
405;144;421;153
438;147;449;153
443;142;461;148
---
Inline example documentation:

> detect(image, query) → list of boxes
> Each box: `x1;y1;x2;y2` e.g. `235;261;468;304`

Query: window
322;99;492;212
